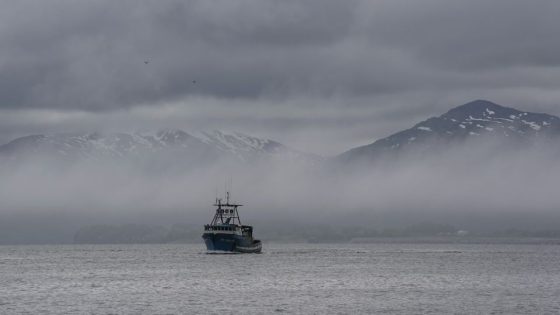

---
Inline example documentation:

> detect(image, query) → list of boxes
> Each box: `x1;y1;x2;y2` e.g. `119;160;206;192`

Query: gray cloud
357;0;560;70
0;0;358;109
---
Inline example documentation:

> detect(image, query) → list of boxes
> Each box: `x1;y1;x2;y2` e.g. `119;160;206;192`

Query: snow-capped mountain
338;100;560;162
195;130;321;163
3;100;559;168
0;129;320;166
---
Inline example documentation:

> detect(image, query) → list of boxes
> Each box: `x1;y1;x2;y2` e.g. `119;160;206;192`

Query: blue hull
202;233;261;253
202;233;237;251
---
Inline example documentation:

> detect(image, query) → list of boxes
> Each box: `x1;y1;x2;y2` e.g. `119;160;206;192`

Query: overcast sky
2;0;560;155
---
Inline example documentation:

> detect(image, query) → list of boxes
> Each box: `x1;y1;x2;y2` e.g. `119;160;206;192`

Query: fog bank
2;137;560;244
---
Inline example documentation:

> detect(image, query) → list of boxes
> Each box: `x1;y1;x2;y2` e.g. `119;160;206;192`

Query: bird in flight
144;60;149;64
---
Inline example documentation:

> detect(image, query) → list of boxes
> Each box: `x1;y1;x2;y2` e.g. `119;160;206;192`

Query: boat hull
202;233;261;253
235;240;262;253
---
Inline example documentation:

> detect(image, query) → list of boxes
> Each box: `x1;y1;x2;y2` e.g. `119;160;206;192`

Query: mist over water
2;134;560;244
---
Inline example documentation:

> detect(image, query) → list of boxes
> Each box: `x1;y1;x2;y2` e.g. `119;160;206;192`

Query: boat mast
210;191;243;226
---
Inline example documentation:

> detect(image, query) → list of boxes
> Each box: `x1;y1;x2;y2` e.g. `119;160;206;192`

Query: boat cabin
203;224;253;237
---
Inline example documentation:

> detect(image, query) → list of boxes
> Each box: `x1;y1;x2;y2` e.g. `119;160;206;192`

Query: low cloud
2;137;560;242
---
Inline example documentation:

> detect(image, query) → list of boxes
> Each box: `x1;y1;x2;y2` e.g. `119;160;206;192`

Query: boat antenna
230;176;233;201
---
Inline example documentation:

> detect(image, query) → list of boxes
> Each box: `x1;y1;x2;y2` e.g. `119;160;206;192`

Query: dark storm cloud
0;0;359;110
2;0;559;110
357;0;560;70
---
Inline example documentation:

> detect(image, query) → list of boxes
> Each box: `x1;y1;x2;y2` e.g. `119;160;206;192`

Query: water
1;242;560;314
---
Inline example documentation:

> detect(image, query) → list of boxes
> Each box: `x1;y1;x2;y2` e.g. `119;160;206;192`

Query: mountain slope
3;100;559;168
0;129;320;166
195;130;321;163
338;100;560;162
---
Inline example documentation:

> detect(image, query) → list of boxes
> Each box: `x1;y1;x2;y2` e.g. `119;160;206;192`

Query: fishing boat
202;192;262;253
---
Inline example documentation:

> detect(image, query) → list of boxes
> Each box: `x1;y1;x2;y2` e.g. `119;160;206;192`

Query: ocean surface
1;242;560;314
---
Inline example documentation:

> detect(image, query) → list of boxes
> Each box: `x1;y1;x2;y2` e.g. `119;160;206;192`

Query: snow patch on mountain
521;120;541;131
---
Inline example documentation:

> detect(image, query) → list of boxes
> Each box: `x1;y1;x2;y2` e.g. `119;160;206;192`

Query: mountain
338;100;560;162
0;129;320;167
3;100;559;168
195;130;321;164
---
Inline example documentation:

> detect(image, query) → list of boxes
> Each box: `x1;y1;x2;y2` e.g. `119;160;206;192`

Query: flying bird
144;60;149;64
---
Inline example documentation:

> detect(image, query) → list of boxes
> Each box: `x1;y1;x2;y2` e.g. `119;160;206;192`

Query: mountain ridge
2;100;560;166
337;100;560;162
0;129;321;166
